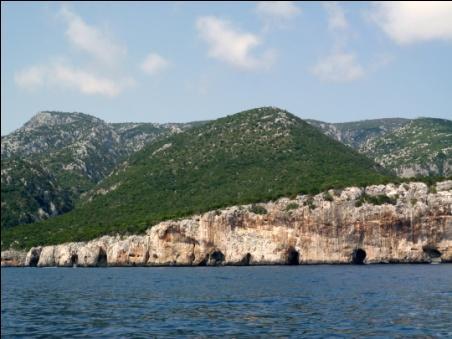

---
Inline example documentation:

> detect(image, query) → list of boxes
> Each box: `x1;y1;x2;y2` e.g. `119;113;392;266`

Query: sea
2;265;452;337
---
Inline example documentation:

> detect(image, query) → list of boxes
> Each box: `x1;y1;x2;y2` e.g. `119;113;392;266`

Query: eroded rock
1;250;26;267
3;182;451;267
25;247;42;267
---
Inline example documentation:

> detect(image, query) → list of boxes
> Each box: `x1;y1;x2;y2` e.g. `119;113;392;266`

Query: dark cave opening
70;254;78;266
287;247;299;265
29;255;39;267
240;253;251;266
423;245;442;259
208;250;225;266
97;248;108;267
352;248;366;264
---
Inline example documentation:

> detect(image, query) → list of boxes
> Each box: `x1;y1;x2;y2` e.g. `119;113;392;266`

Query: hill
1;111;198;228
1;159;73;228
306;118;410;150
306;117;451;177
2;107;393;249
361;118;452;177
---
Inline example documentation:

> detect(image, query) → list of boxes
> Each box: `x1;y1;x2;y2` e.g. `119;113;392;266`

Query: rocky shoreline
2;181;451;267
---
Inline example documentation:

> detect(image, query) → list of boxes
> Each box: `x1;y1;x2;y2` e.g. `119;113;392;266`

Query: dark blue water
2;265;452;337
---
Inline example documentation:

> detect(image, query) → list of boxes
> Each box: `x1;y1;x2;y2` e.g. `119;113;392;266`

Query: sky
1;1;452;135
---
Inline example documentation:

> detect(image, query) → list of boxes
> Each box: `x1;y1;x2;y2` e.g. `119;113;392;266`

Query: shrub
323;192;334;202
355;193;397;207
304;197;316;210
285;202;299;211
249;204;267;215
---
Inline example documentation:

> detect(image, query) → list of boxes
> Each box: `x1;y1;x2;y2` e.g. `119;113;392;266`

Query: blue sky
2;1;451;135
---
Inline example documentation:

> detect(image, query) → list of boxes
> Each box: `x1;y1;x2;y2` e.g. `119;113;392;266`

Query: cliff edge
2;181;451;267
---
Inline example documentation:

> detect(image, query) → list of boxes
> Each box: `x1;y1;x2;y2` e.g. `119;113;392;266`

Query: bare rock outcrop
1;250;27;267
24;247;42;266
2;182;451;267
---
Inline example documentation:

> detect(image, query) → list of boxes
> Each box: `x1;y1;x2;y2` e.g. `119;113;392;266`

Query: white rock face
1;250;27;267
3;182;451;267
437;180;452;192
37;247;56;267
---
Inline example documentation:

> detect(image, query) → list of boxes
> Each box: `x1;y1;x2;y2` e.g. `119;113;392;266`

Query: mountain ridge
306;117;451;177
2;108;450;233
2;107;393;249
1;111;202;228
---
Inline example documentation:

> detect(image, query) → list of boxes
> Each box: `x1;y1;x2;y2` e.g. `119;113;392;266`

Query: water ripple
2;265;452;337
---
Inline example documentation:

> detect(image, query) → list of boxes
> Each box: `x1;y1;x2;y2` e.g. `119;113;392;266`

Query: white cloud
323;2;348;31
60;7;127;66
141;53;170;75
311;2;373;83
371;1;452;44
14;63;132;97
14;7;135;98
256;1;301;29
311;52;365;83
52;64;129;96
196;16;275;71
14;66;46;89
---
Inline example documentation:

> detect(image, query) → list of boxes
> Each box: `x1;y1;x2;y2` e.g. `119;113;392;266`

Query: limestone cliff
2;181;451;267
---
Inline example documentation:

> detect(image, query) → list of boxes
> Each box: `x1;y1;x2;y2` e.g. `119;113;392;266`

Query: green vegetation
285;202;299;211
1;159;73;228
363;118;452;177
323;192;334;201
1;111;201;229
307;117;451;178
355;193;397;207
303;197;315;210
307;118;410;149
2;107;396;250
249;204;268;215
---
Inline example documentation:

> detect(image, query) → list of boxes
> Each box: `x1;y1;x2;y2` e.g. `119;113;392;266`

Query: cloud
141;53;170;75
60;7;127;66
323;2;348;31
196;16;275;71
371;1;452;44
311;52;365;83
256;1;301;29
14;63;132;97
14;7;135;97
14;66;46;89
52;64;131;96
311;2;374;83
